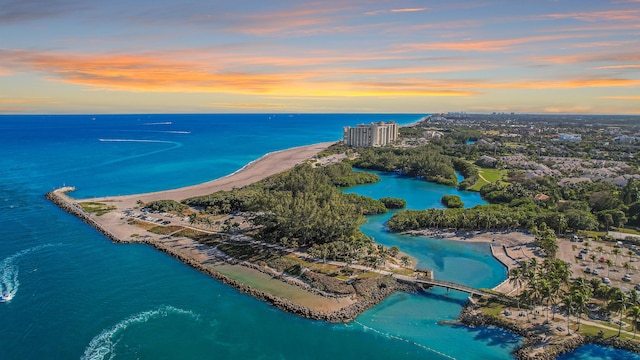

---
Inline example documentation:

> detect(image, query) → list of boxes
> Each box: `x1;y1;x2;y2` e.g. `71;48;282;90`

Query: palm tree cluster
509;258;573;324
511;258;640;337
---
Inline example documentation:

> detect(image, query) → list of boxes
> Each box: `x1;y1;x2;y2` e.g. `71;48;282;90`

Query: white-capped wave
142;122;172;125
0;244;56;303
81;305;199;360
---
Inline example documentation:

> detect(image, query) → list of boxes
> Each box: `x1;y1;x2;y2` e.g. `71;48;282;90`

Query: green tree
629;305;640;338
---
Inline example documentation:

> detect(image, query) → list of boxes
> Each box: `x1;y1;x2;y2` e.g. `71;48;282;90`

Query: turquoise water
1;114;636;359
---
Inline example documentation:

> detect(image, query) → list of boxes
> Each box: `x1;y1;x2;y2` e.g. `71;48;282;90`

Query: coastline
46;141;419;323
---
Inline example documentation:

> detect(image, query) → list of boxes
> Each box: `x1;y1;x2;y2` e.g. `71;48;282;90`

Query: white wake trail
0;244;56;303
81;305;199;360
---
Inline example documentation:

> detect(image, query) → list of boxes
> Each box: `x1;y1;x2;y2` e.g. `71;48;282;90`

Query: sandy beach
88;141;336;208
48;141;379;320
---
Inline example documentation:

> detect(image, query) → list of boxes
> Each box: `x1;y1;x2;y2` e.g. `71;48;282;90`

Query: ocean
1;114;636;359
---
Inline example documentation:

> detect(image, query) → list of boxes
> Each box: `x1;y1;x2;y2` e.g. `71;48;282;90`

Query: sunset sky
1;0;639;114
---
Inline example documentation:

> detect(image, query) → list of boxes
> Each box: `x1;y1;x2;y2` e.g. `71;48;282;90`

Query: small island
48;113;640;359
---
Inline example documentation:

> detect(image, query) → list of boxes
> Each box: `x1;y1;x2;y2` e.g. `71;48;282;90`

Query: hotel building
343;121;399;147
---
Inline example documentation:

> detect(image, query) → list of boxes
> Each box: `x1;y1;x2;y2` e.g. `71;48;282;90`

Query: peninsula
46;142;424;322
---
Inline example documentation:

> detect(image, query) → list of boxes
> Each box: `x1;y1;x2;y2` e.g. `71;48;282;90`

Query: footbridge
393;274;494;297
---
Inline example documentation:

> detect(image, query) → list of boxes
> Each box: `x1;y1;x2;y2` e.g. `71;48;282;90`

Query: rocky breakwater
45;187;122;244
45;187;419;323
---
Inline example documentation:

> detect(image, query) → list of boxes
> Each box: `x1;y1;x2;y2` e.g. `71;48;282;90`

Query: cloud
0;97;61;104
399;34;585;52
206;102;288;109
594;64;640;70
365;8;427;15
0;49;479;98
600;95;640;100
0;0;86;24
538;9;640;22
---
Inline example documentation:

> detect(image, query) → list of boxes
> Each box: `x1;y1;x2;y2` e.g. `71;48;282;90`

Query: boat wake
97;139;183;166
81;305;199;360
0;244;56;303
353;320;456;360
98;139;176;143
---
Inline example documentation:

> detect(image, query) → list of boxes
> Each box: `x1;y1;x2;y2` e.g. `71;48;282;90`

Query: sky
0;0;639;114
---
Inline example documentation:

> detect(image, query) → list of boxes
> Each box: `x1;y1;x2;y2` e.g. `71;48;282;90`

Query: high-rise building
343;121;398;147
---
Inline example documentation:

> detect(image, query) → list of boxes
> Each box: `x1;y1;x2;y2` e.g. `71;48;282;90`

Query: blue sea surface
1;114;635;359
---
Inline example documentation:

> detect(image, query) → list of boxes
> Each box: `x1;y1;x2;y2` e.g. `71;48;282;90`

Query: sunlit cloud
207;102;288;109
600;95;640;100
542;106;595;113
0;98;61;105
539;10;640;22
0;49;480;98
400;34;585;52
365;8;427;15
594;64;640;69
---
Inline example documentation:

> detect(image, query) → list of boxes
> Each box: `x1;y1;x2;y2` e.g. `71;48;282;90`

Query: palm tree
590;254;597;268
606;259;614;277
509;268;524;296
573;291;590;331
628;306;640;338
628;290;640;308
613;248;621;267
400;256;411;267
624;262;632;275
608;287;629;337
560;292;575;335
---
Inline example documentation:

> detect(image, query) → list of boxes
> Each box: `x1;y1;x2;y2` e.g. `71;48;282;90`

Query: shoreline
458;301;640;359
46;141;419;323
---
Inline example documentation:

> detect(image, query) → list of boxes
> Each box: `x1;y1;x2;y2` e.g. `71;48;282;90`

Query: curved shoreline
458;302;640;359
87;141;337;207
45;142;418;323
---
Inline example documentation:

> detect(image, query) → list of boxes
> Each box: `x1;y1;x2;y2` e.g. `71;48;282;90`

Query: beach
47;141;417;322
89;142;336;209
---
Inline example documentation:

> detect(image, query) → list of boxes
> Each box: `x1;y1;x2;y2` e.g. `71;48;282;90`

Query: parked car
585;268;592;274
603;277;611;284
635;283;640;291
593;269;600;275
576;254;583;260
623;274;632;282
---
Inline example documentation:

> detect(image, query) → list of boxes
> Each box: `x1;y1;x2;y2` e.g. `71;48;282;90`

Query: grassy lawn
470;167;509;191
614;228;640;236
79;202;116;216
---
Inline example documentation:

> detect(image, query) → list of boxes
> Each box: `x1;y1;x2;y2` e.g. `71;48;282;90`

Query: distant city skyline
0;0;639;114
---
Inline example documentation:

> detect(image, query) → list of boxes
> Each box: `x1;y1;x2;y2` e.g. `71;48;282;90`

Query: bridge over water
393;274;495;297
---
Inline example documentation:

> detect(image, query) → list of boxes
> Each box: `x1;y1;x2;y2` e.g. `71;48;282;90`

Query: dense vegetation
352;146;457;186
144;199;187;212
379;197;406;209
441;195;464;208
389;173;639;234
182;162;387;261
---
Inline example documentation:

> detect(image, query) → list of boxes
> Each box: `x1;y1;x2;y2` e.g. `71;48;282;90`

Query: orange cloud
539;10;640;22
600;95;640;100
207;102;288;108
400;34;585;52
0;49;479;98
595;64;640;69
